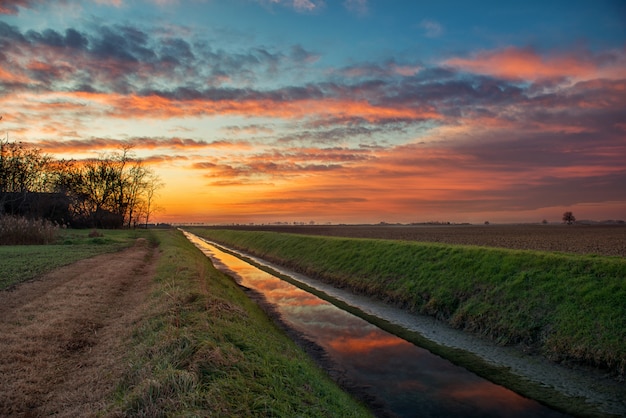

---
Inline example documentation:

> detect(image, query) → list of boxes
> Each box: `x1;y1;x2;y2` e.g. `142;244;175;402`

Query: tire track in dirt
0;239;158;417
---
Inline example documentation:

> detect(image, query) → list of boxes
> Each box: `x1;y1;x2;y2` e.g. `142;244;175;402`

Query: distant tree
562;211;576;225
542;219;548;224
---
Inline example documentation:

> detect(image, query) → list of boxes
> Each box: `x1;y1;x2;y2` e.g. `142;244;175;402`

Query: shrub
88;229;104;238
0;215;59;245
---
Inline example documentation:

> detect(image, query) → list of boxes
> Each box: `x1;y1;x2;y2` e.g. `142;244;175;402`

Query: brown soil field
0;239;158;417
218;224;626;257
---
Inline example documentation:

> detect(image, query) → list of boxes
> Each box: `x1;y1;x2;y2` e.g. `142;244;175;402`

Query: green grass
0;229;141;289
188;228;626;377
110;229;371;417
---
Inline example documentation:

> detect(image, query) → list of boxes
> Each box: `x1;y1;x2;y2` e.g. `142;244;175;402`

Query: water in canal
185;232;567;418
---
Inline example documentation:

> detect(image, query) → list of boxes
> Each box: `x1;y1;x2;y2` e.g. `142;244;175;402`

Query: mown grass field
0;229;138;290
188;227;626;378
110;229;371;416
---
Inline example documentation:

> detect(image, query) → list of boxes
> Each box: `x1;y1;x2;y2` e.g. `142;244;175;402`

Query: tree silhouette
562;211;576;225
1;139;163;228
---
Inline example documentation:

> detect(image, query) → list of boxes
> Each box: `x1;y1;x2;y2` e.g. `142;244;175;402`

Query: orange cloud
0;67;31;84
108;94;440;123
17;91;437;124
444;46;626;81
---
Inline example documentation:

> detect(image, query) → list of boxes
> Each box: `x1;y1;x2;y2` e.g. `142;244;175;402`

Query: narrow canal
184;231;567;418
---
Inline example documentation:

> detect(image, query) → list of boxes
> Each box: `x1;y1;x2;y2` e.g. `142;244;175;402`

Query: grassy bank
109;229;371;416
188;228;626;377
0;229;139;289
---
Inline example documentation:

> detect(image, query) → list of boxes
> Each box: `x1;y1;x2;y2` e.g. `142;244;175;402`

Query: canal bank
183;231;625;417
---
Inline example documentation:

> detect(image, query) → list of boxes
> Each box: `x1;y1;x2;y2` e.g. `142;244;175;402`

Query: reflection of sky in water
188;234;567;418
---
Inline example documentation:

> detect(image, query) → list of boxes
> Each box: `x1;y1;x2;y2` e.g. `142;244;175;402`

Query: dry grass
0;214;59;245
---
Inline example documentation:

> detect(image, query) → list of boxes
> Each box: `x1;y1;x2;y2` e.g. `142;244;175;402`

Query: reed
0;215;59;245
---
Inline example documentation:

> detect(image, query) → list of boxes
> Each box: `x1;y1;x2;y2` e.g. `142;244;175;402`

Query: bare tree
138;171;164;228
110;145;163;228
562;211;576;225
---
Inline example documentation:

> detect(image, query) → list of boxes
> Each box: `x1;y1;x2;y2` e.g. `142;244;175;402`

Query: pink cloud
0;0;41;14
93;0;122;6
104;94;441;123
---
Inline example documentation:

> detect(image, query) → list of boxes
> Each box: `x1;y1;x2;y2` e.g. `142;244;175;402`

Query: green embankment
188;228;626;377
111;229;371;416
0;229;137;290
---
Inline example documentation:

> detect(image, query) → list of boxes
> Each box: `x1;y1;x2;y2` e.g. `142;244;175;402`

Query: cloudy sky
1;0;625;224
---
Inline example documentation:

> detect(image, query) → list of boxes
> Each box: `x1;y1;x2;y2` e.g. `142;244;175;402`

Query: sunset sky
1;0;625;224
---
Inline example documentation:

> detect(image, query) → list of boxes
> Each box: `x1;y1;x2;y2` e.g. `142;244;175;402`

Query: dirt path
0;239;158;417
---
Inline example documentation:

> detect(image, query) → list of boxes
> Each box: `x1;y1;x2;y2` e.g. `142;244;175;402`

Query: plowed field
214;224;626;257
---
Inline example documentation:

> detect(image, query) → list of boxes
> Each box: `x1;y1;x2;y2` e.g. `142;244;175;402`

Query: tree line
0;138;162;228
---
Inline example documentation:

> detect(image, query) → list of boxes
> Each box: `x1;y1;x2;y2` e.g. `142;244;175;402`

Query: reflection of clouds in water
285;303;338;321
443;381;543;415
241;270;329;308
328;329;406;354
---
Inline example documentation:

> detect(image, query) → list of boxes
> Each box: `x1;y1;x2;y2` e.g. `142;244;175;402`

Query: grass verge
187;228;626;378
0;229;142;290
109;229;371;417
